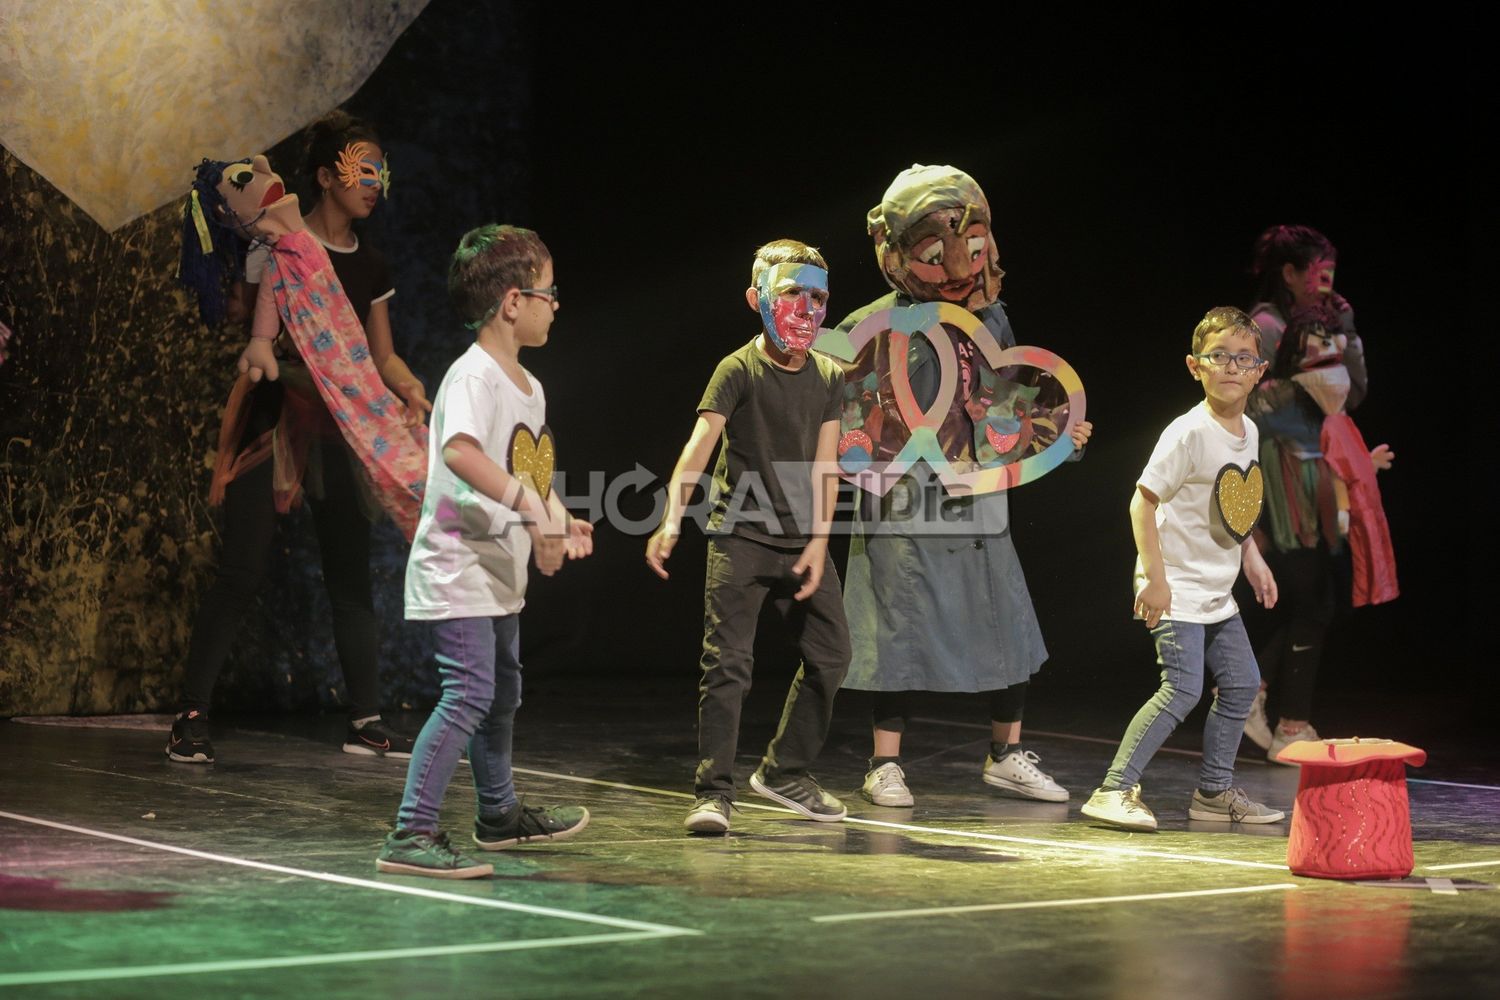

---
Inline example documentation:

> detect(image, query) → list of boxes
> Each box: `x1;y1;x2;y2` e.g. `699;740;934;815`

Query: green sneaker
376;830;493;879
473;802;590;850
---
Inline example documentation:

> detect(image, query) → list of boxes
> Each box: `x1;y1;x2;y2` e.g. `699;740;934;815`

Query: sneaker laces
1003;750;1054;782
1122;785;1149;814
1222;787;1252;822
691;795;734;815
1014;750;1047;776
871;762;907;790
430;831;461;861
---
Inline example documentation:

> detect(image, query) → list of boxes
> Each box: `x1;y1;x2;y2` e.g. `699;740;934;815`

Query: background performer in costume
1242;225;1397;762
170;115;427;764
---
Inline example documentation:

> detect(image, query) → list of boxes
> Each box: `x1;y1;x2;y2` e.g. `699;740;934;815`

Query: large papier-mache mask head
867;164;1004;310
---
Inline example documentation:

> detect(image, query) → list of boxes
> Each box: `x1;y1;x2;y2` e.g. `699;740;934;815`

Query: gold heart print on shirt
509;425;555;503
1213;461;1264;544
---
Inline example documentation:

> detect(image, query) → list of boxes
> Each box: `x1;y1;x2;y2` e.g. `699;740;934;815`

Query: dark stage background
0;5;1483;737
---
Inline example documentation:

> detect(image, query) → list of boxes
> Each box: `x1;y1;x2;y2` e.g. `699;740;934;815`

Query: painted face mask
756;262;829;352
867;164;1005;310
335;141;390;198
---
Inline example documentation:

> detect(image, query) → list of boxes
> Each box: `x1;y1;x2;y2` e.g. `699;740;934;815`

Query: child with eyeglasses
1080;307;1286;832
377;224;593;878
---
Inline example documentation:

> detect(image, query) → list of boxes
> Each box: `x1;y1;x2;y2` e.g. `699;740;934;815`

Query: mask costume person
814;164;1085;808
180;155;427;540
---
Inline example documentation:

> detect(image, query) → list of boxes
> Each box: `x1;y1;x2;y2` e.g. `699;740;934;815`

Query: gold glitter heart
509;425;555;502
1214;461;1263;544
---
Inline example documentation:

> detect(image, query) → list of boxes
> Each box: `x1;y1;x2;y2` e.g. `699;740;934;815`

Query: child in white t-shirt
377;225;593;879
1081;307;1287;832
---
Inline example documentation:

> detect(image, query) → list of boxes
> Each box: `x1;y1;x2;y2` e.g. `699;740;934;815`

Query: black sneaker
376;830;493;879
749;766;847;822
343;718;415;759
166;711;214;763
473;801;590;850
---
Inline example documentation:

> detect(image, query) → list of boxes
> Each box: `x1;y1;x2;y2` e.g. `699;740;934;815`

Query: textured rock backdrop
0;0;532;717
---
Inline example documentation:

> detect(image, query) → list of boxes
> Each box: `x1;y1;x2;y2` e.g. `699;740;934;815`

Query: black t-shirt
697;338;844;546
322;235;394;328
239;234;395;446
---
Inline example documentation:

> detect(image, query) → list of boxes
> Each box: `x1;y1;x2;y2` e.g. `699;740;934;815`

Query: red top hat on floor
1277;737;1427;880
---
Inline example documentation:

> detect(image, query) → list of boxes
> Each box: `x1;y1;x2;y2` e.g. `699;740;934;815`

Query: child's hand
1070;419;1093;450
530;527;566;576
565;516;594;560
238;338;279;383
645;523;680;580
791;540;827;601
393;379;433;428
1245;558;1278;610
1370;443;1394;472
1134;577;1171;628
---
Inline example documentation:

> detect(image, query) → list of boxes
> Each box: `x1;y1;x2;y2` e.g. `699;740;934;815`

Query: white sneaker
861;762;915;807
1243;689;1273;750
1268;722;1320;765
982;749;1069;802
684;796;731;833
1081;785;1157;832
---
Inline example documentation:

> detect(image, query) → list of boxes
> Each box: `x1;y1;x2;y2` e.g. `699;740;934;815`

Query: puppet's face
882;206;1002;308
326;141;388;219
217;155;298;237
755;263;829;353
1294;320;1347;371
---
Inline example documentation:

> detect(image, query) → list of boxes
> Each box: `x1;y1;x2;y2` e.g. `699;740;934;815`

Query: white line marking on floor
512;767;1289;871
1424;860;1500;871
910;718;1500;789
810;883;1300;923
49;762;347;814
0;932;675;988
0;810;697;937
1407;779;1500;792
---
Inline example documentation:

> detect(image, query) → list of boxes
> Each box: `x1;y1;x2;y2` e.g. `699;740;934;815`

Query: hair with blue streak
178;158;251;326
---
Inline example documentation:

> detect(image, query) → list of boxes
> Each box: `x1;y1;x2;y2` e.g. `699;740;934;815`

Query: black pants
695;534;852;798
1255;547;1336;721
871;683;1028;734
180;445;381;719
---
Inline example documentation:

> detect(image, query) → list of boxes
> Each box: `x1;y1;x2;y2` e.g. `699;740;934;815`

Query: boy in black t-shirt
646;239;852;833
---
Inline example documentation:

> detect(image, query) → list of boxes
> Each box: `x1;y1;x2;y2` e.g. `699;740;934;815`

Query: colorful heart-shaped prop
1213;461;1264;543
509;424;556;503
814;302;1086;497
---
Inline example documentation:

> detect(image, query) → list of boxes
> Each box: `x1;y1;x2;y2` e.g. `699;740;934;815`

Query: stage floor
2;682;1496;999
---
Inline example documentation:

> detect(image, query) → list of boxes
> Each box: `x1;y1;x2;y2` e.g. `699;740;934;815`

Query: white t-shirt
1133;401;1263;624
404;343;547;620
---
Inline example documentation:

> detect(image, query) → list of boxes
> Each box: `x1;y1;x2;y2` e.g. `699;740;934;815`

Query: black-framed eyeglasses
519;285;559;303
1194;350;1265;372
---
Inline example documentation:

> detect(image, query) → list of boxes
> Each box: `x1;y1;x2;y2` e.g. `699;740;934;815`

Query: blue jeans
1103;615;1260;794
396;616;522;832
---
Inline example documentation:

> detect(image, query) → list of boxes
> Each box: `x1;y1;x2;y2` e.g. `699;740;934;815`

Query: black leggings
872;683;1028;734
180;445;381;719
1256;547;1336;721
